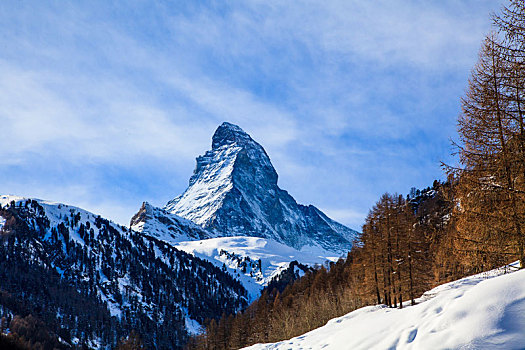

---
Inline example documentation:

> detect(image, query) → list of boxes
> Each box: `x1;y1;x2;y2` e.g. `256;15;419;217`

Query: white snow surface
165;145;241;226
245;262;525;350
130;202;210;242
173;236;338;301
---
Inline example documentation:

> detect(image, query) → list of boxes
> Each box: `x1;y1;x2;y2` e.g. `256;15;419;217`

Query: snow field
173;236;337;300
245;262;525;350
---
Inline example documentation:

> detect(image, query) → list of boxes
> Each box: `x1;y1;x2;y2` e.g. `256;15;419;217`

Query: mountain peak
164;122;358;254
212;122;252;149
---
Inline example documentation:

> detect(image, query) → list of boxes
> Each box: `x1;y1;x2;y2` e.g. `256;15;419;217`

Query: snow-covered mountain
171;236;338;300
129;122;358;296
0;123;358;349
0;195;247;349
130;203;340;299
244;262;525;350
161;122;357;254
129;202;338;300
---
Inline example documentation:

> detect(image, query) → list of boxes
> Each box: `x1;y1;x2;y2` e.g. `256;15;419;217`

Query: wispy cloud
0;0;504;228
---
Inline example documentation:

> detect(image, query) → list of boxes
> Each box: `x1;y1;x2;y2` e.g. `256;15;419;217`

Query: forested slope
0;197;247;349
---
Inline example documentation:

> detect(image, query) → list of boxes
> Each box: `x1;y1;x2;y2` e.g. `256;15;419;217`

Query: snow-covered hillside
0;195;247;348
173;236;339;300
130;202;341;297
245;262;525;350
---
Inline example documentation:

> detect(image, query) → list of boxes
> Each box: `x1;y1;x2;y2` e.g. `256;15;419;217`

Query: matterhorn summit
163;122;357;254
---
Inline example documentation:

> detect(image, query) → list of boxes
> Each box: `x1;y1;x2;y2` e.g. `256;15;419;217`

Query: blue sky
0;0;505;230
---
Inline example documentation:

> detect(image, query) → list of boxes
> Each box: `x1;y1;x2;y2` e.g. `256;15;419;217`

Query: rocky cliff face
130;201;210;244
163;122;357;254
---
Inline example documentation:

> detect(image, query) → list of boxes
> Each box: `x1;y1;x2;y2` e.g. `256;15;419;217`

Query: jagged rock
130;201;210;243
163;122;357;254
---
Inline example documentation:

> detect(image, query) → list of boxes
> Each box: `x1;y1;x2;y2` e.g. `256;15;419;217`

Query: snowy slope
173;236;339;300
130;201;340;298
0;195;122;248
245;262;525;350
130;201;210;243
166;142;242;226
162;122;358;254
0;195;247;347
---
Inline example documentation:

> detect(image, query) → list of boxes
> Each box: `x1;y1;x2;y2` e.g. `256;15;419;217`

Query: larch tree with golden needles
494;0;525;268
450;0;525;269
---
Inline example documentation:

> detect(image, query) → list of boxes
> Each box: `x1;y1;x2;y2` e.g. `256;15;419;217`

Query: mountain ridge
0;195;247;349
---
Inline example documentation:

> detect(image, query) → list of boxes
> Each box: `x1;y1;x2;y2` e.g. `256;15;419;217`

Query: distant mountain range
0;122;359;349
